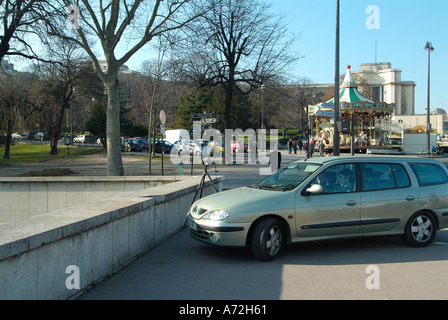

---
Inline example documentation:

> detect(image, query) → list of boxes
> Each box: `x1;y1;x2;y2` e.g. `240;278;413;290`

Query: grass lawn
0;142;104;165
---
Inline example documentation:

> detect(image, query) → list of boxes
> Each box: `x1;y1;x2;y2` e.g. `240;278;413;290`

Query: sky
264;0;447;115
121;0;447;115
8;0;445;115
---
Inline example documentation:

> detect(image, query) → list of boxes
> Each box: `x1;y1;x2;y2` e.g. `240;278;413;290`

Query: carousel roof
327;65;374;104
309;65;393;117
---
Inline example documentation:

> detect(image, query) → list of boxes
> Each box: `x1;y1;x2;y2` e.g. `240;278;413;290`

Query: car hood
192;186;290;214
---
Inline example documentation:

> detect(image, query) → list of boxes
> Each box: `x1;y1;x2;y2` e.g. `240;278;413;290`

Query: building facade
352;62;416;115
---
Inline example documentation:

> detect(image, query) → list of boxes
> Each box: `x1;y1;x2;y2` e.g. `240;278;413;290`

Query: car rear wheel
251;218;283;261
402;212;436;247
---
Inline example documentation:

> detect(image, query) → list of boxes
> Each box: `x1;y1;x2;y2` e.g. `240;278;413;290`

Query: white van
164;129;190;144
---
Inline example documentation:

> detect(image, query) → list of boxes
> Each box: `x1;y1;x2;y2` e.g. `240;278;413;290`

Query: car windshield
250;162;321;191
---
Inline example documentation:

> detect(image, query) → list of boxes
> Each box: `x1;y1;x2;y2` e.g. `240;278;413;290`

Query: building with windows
352;62;416;115
97;60;134;74
393;108;448;138
0;59;17;75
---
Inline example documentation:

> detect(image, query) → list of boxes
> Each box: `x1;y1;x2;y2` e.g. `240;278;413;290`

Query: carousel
308;65;395;154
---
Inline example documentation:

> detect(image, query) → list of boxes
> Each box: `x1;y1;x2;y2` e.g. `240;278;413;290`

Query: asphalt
0;149;306;189
1;149;447;180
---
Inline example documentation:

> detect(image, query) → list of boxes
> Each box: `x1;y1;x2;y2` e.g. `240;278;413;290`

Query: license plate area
187;220;197;231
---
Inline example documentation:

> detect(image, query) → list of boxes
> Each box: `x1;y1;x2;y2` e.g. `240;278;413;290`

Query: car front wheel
402;212;437;247
251;217;283;261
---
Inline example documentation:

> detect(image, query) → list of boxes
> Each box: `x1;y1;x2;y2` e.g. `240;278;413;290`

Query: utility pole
424;41;434;156
333;0;341;156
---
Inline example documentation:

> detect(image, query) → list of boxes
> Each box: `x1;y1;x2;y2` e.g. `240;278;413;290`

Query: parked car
135;138;149;150
122;138;142;152
73;135;93;143
11;132;21;139
231;140;247;153
171;139;202;156
34;132;50;141
154;140;173;154
186;156;448;261
21;132;35;140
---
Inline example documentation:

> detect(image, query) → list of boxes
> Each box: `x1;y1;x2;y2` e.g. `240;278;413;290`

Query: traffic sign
159;110;166;124
191;113;212;119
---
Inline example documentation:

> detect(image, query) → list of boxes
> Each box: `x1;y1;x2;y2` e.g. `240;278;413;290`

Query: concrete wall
0;176;179;223
0;176;223;300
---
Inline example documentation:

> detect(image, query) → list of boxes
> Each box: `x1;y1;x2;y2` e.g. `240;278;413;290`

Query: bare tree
0;71;42;158
0;0;56;63
0;75;24;158
177;0;302;129
31;38;102;155
46;0;218;176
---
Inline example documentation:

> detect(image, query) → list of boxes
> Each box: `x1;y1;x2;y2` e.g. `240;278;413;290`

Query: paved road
79;226;448;300
0;149;302;190
77;152;447;300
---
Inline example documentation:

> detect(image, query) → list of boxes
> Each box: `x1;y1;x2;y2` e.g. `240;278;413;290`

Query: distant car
34;132;50;141
123;139;142;152
171;140;201;156
187;156;448;261
73;135;93;143
135;138;149;150
154;140;173;154
11;132;21;139
195;139;212;156
21;132;35;140
231;140;247;153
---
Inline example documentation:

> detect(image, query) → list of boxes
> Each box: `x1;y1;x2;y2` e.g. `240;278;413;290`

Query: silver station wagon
186;156;448;261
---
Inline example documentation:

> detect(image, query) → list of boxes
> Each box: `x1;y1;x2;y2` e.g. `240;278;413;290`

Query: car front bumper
186;214;251;247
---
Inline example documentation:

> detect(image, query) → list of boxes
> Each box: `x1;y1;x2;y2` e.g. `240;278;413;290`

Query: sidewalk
1;149;446;179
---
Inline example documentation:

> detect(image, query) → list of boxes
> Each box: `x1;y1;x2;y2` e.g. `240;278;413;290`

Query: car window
362;163;396;191
391;164;411;188
252;162;321;191
310;163;357;194
409;162;448;186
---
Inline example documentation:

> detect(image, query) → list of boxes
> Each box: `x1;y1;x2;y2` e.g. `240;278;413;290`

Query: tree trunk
50;104;67;155
50;136;59;155
105;76;124;176
224;84;234;129
3;119;12;159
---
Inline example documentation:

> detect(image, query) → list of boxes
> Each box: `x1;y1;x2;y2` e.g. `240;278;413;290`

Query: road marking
434;242;448;246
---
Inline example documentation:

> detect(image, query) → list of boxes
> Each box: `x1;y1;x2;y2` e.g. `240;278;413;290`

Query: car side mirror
304;184;324;195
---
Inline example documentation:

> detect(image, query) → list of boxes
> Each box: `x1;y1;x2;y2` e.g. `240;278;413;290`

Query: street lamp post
261;84;265;129
424;41;434;156
333;0;340;156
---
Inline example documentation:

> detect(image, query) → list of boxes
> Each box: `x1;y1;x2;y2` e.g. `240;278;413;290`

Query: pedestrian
298;138;303;151
293;139;297;154
309;139;315;157
318;139;325;156
288;139;293;154
269;141;281;172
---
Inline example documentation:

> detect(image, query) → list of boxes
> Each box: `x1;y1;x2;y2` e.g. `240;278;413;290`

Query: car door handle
406;196;416;201
346;200;357;206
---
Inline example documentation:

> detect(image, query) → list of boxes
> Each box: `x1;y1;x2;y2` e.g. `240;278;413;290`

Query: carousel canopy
309;65;394;117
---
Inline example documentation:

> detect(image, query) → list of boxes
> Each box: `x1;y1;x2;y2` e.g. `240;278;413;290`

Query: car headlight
203;210;230;221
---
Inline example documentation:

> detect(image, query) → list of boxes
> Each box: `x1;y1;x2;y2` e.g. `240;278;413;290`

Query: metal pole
425;42;433;156
333;0;340;156
261;84;265;129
